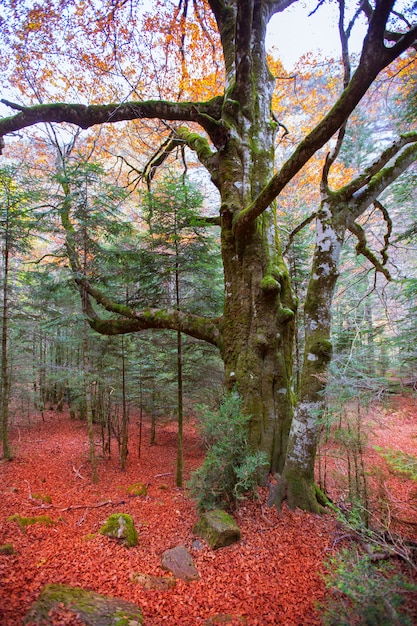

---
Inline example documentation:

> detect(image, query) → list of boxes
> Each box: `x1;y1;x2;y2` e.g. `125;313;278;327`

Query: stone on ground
23;583;143;625
193;509;241;549
99;513;138;548
161;544;200;581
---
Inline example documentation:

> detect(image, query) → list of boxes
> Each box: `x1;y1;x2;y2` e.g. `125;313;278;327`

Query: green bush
321;548;417;625
188;391;268;511
375;447;417;482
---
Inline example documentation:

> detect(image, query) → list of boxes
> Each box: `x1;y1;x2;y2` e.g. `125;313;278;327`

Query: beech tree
0;0;417;511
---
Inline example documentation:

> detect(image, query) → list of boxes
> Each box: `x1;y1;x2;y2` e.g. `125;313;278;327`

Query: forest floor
1;395;417;625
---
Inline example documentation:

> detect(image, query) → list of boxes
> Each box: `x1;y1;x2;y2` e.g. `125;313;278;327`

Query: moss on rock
99;513;138;548
0;543;15;555
23;583;144;625
126;482;147;497
193;509;241;549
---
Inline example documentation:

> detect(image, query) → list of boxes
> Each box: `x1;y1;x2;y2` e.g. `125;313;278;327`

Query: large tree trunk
214;2;297;473
269;203;345;510
221;211;296;472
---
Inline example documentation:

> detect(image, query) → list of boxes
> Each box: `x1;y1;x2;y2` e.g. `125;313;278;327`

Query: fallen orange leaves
3;401;415;625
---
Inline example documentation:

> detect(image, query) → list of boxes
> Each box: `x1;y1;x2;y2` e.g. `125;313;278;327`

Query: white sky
266;1;367;69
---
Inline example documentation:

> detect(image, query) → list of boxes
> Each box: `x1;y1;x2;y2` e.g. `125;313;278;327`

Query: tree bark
269;204;344;511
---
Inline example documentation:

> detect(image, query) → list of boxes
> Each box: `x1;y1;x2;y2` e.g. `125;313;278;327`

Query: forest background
1;0;417;623
0;0;416;503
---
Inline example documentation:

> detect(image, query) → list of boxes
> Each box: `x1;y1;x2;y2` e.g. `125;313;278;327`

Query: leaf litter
1;397;416;625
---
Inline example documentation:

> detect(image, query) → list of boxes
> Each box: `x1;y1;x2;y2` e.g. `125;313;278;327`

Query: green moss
176;127;214;161
310;339;333;359
126;482;147;497
8;514;57;532
99;513;138;548
0;543;15;555
23;583;144;624
32;493;52;504
277;307;295;323
261;274;280;293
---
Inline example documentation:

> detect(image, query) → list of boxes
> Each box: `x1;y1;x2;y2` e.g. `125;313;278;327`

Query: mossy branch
348;220;392;280
343;140;417;222
0;96;224;151
175;126;218;174
337;132;417;202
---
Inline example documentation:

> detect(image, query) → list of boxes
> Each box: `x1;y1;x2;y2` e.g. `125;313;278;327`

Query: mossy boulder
193;509;241;549
99;513;138;548
126;482;147;497
0;543;15;555
23;583;144;625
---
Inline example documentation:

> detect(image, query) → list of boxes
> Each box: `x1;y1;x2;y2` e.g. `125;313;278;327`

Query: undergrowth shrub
321;548;417;625
375;447;417;482
188;391;268;512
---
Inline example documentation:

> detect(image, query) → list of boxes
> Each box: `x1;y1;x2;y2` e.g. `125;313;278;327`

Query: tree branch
283;212;317;256
175;126;219;177
337;132;417;202
348;220;392;280
0;96;224;152
374;199;392;266
233;3;417;234
56;160;223;347
344;140;417;221
86;301;223;348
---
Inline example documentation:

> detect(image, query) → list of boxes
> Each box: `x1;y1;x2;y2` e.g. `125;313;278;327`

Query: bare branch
283;212;317;256
374;199;392;266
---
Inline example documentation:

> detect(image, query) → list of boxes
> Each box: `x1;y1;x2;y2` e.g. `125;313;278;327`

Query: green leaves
188;391;268;511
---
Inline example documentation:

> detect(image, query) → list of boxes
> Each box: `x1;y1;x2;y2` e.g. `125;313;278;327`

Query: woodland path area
1;397;417;625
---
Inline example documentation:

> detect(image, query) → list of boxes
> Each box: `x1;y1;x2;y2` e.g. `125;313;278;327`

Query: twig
154;472;173;478
31;499;127;512
72;464;85;480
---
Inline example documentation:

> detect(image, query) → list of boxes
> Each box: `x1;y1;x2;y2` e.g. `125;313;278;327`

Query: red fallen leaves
1;399;417;625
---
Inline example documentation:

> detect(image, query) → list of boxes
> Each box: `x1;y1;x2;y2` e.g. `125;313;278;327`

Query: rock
99;513;138;548
126;482;147;497
130;572;176;590
193;509;241;549
23;583;144;625
191;539;205;552
0;543;15;555
161;545;200;581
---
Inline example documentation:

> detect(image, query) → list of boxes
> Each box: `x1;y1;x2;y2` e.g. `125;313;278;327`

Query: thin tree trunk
1;227;11;459
120;335;128;471
176;329;183;488
175;256;184;488
270;206;345;511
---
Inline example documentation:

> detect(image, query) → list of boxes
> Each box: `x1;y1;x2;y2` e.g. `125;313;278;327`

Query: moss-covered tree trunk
269;203;345;510
212;1;297;473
